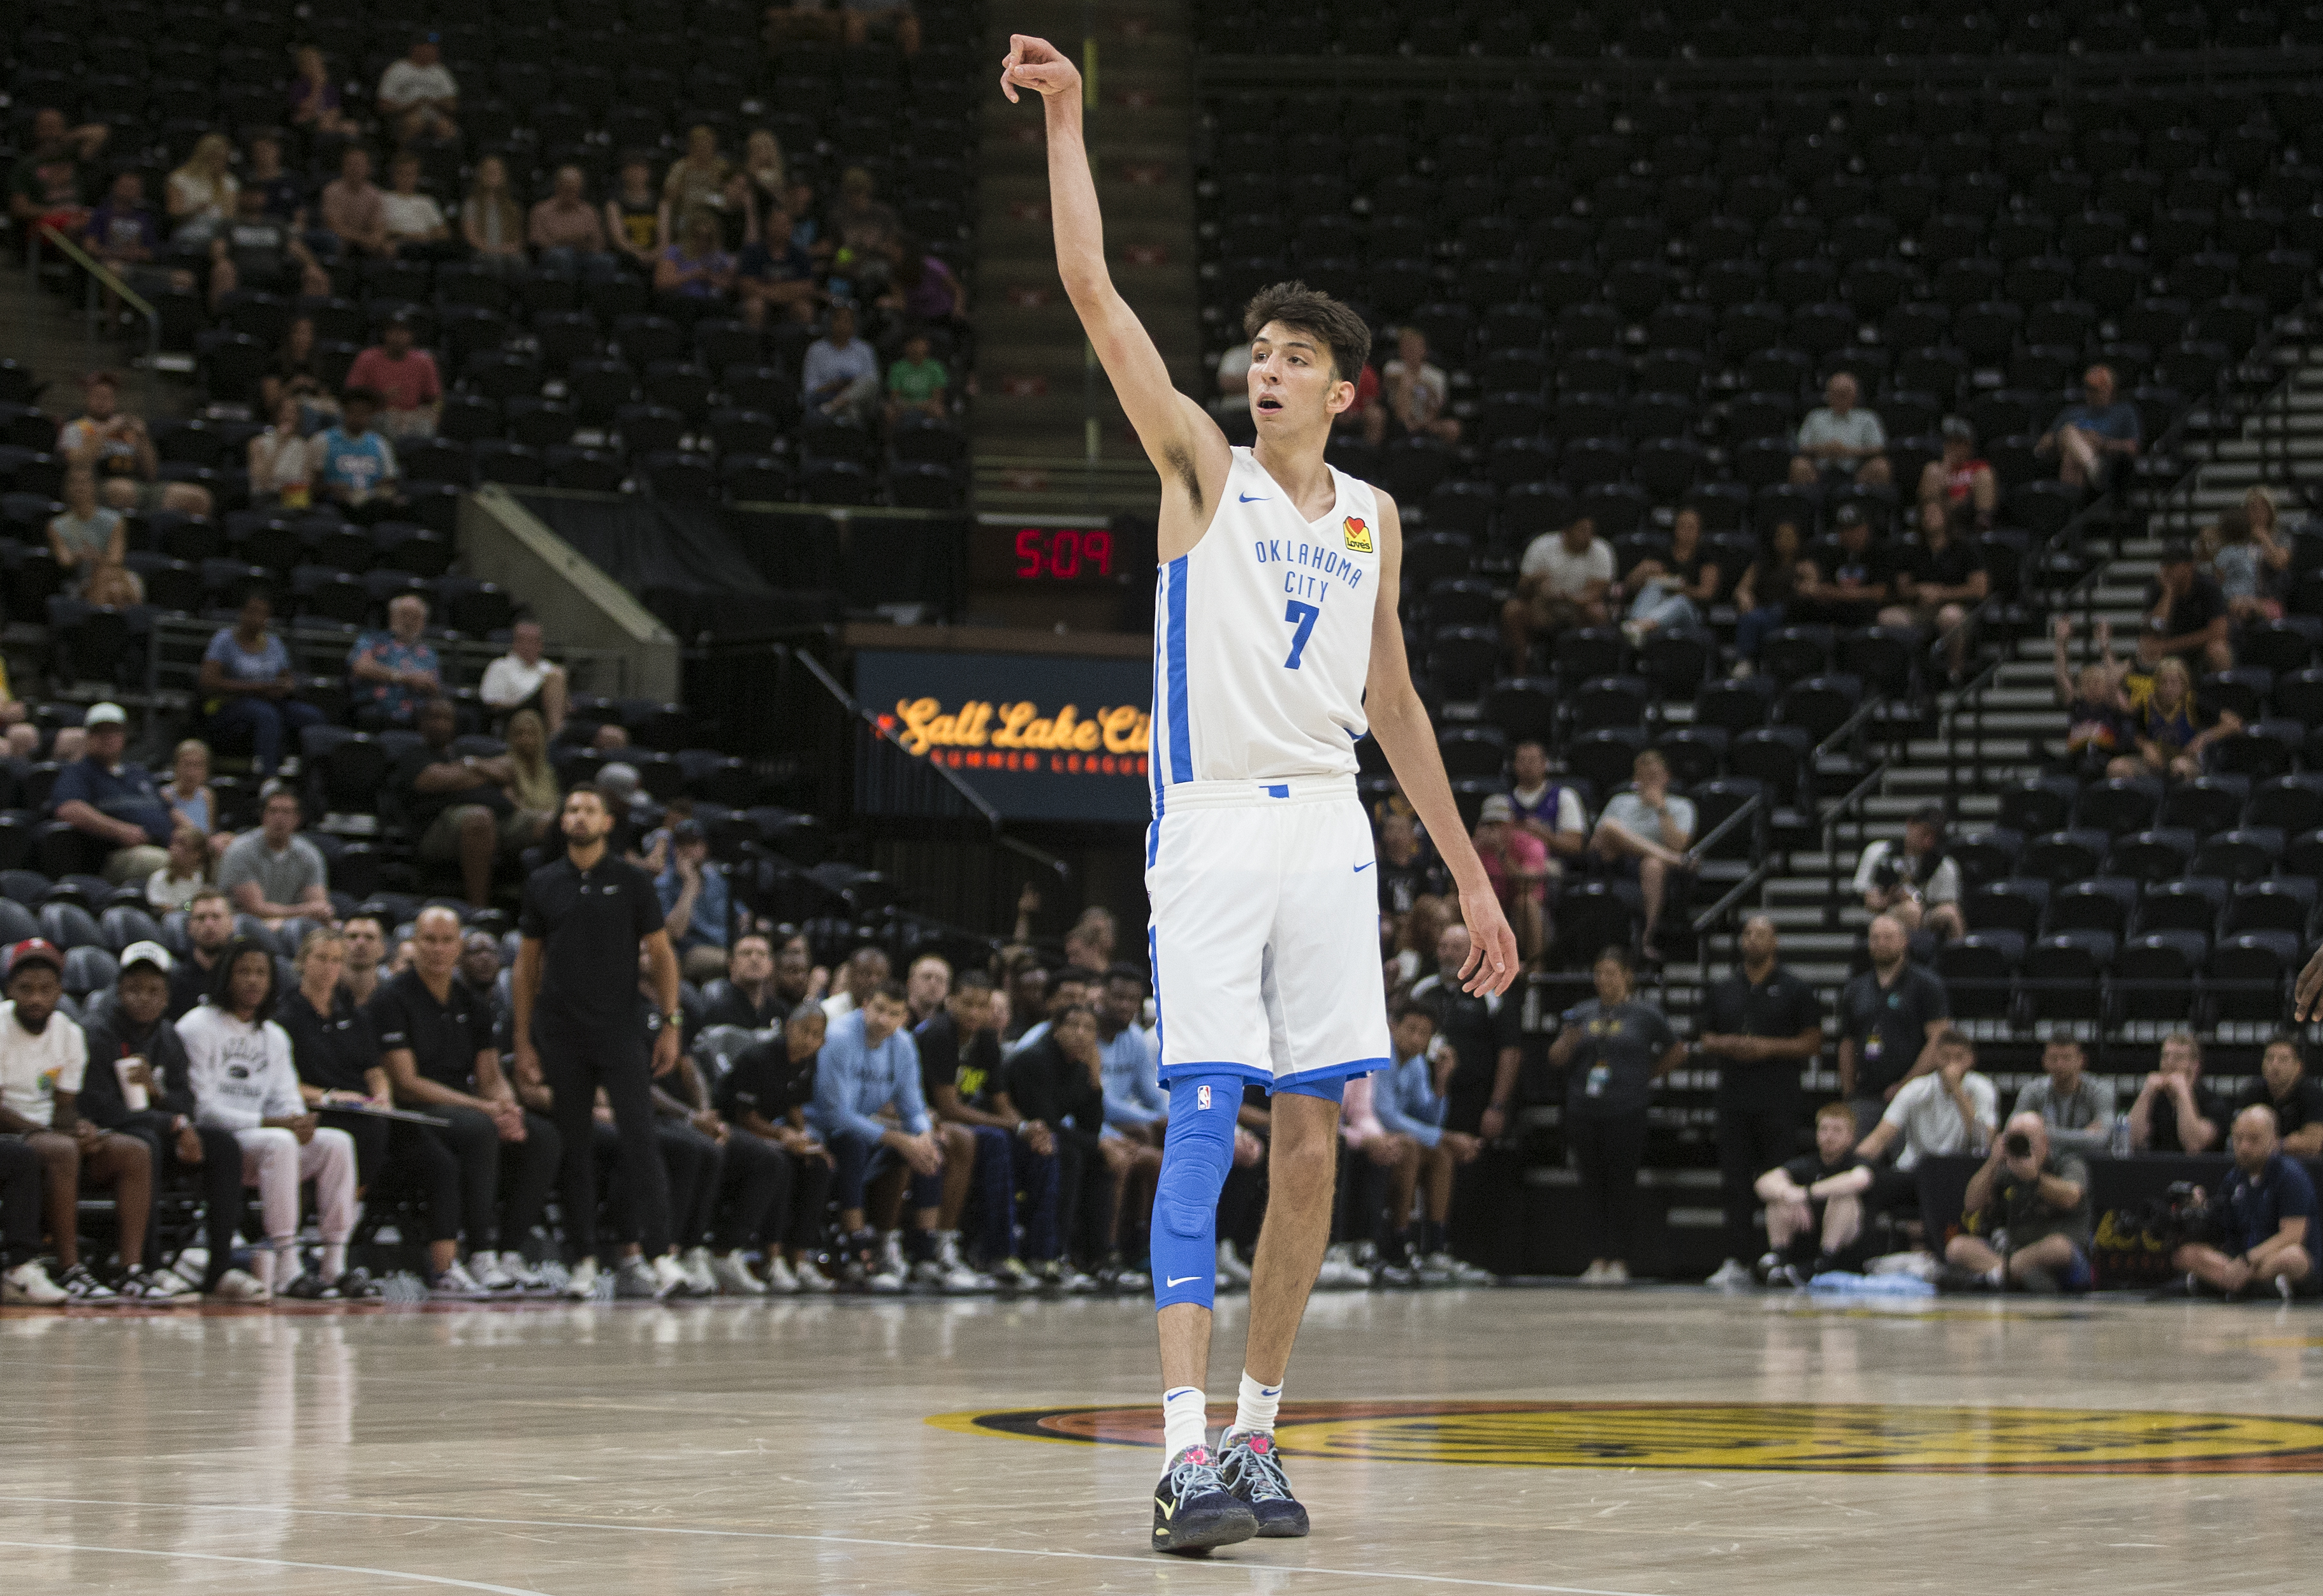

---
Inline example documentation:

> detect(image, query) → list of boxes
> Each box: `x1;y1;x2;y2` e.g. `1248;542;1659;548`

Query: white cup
116;1056;149;1113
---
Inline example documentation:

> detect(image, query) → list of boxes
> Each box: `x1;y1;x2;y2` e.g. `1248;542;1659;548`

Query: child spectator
886;332;949;423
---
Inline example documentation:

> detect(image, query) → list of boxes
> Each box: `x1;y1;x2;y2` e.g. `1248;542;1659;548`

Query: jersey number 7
1283;599;1320;669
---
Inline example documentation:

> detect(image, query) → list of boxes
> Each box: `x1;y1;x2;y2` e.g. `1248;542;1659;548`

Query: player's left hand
1455;884;1518;998
651;1022;681;1078
2297;942;2323;1020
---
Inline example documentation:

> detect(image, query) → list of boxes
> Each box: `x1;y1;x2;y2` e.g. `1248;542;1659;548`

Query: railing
1817;757;1892;931
37;223;159;368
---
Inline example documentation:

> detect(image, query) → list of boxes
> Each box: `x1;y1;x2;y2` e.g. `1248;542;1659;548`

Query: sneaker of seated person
564;1257;602;1300
866;1233;908;1293
337;1266;382;1300
278;1269;341;1300
680;1245;718;1296
469;1252;519;1291
430;1258;485;1298
496;1254;546;1291
2;1259;68;1305
117;1265;201;1302
211;1267;269;1302
711;1249;766;1295
1707;1258;1754;1288
792;1256;835;1292
57;1262;121;1303
762;1255;799;1293
614;1254;662;1298
650;1252;690;1300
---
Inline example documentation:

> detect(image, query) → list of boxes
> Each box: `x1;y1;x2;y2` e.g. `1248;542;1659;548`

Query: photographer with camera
1849;804;1963;944
2165;1104;2315;1301
1942;1112;2093;1293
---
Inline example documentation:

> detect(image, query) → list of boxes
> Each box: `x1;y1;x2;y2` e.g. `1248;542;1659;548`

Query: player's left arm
1364;492;1518;997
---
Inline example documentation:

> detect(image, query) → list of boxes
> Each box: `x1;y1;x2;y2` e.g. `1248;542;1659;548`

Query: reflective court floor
6;1288;2323;1594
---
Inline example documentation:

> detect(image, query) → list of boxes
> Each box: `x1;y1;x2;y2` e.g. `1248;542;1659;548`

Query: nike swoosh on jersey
1165;1274;1201;1287
1353;861;1374;873
1238;492;1270;502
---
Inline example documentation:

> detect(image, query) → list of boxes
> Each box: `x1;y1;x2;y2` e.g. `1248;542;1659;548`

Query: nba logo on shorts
1198;1085;1212;1111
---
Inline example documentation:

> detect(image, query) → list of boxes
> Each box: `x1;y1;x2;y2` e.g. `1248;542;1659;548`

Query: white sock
321;1243;347;1280
1162;1386;1207;1460
1231;1371;1283;1438
254;1245;282;1290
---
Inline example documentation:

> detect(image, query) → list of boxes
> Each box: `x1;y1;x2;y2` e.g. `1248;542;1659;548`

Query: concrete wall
458;484;681;703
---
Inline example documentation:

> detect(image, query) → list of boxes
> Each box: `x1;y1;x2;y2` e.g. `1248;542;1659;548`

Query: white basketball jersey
1148;447;1382;797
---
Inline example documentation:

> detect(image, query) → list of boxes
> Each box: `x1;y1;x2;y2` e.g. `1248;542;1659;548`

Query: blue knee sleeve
1153;1075;1239;1309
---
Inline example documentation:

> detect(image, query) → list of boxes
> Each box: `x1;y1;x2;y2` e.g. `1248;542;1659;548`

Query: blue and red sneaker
1218;1428;1308;1537
1151;1444;1258;1555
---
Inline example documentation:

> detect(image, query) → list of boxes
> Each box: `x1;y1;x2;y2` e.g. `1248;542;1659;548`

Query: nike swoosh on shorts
1165;1274;1201;1287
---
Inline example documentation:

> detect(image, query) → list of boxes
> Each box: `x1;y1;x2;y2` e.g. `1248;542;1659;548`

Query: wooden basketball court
4;1287;2316;1593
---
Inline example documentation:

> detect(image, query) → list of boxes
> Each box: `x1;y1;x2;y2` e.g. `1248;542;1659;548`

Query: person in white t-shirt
1850;803;1965;943
479;619;569;736
1381;326;1460;446
0;938;161;1303
378;34;460;147
1854;1031;1997;1223
179;935;366;1302
1503;517;1613;671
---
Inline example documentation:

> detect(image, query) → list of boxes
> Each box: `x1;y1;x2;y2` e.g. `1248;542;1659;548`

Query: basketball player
1003;35;1520;1556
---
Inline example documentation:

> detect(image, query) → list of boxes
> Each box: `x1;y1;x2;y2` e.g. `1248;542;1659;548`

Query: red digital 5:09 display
1014;525;1112;579
970;520;1153;587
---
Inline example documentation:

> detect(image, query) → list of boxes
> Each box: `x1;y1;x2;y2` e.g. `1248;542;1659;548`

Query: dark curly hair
1242;281;1372;384
208;934;283;1022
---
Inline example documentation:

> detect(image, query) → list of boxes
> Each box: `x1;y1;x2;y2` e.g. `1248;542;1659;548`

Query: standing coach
511;783;687;1301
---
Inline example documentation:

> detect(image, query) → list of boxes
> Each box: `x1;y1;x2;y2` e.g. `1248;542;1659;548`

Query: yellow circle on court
929;1400;2323;1474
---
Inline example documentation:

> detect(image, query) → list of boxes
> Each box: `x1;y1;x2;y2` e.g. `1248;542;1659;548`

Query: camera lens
2004;1133;2031;1157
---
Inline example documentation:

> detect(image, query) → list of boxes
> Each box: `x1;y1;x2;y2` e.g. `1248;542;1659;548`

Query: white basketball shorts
1144;773;1392;1091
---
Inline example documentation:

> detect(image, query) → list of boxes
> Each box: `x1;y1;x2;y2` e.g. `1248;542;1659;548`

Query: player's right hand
1000;34;1080;103
1455;883;1520;998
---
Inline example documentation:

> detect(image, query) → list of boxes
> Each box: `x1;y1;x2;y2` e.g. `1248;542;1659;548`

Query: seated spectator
395;699;531;908
1837;913;1952;1133
822;945;894;1026
201;588;324;777
1788;371;1890;489
47;466;141;604
1374;808;1448;922
919;969;1058;1286
220;788;331;928
248;396;316;512
2168;1104;2314;1300
1501;515;1613;670
803;303;881;424
605;156;664;273
1590;749;1694;962
479;619;569;736
656;820;731;983
8;106;108;237
261;316;335;423
2050;616;2138;781
79;940;244;1297
1881;499;1988;681
81;170;164;298
1007;999;1149;1285
1503;739;1585;878
1381;326;1460;446
168;890;237;1020
1336;358;1387;445
319;146;393;259
147;823;212;913
1621;506;1719;644
349;593;442;728
903;952;952;1029
1852;802;1963;943
809;981;945;1289
1918;416;1997;532
2012;1038;2117;1157
2237;1035;2323;1160
783;176;827;265
164;133;238;248
1791;504;1891;627
288;45;356;140
736;203;819;329
715;1005;838;1291
462;155;527;272
379;155;456;262
279;927;400;1196
1730;518;1805;676
1942;1112;2094;1293
885;332;949;423
708;169;761;254
1369;1000;1480;1277
50;702;173;883
703;932;787;1030
2037;363;2139;490
378;33;461;147
2205;506;2289;625
641;1001;777;1296
1547;947;1682;1285
660;126;733;243
1854;1033;1997;1219
158;737;222;845
528;166;616;277
741;128;787;212
500;709;561;842
2138;539;2232;672
1752;1103;1876;1286
180;935;368;1300
0;938;157;1302
372;906;560;1295
881;236;968;338
1471;795;1547;962
243;133;309;224
312;388;407;523
653;211;737;304
2123;656;2238;782
826;166;900;300
58;372;213;517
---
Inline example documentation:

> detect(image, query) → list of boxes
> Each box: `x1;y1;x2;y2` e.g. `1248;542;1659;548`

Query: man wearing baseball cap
78;941;257;1298
47;704;174;883
0;939;162;1302
654;818;732;983
1470;794;1548;964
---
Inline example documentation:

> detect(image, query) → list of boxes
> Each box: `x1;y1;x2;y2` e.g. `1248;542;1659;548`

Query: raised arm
1003;35;1230;549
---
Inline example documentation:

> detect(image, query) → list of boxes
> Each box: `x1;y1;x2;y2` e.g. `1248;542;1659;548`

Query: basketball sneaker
1707;1258;1754;1288
681;1245;719;1296
762;1255;799;1294
1215;1241;1251;1288
431;1259;486;1299
470;1252;520;1292
1151;1444;1258;1556
792;1257;836;1293
58;1263;120;1304
2;1258;68;1305
614;1256;661;1298
1218;1429;1309;1538
210;1268;270;1303
337;1267;384;1300
711;1250;767;1296
651;1253;692;1300
564;1258;602;1300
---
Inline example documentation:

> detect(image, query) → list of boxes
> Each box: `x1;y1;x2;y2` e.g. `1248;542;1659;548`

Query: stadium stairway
972;1;1202;514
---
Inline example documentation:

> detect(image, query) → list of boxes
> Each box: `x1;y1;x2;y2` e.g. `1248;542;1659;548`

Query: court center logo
929;1400;2323;1475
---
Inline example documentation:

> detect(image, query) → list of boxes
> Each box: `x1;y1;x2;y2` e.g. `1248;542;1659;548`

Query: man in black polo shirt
715;1004;837;1292
372;905;562;1295
1837;912;1951;1137
1408;922;1520;1277
1698;914;1826;1286
701;932;789;1031
2237;1035;2323;1159
168;890;236;1020
512;783;686;1302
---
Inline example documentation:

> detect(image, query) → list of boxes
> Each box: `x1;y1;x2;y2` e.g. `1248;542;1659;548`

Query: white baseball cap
84;702;127;728
118;940;174;975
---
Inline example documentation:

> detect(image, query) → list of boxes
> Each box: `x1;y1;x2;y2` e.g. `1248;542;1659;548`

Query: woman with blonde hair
48;466;139;604
742;129;787;210
160;738;226;852
502;709;561;841
166;133;239;245
287;45;354;138
659;124;731;245
461;154;528;272
147;822;213;913
2122;656;2241;781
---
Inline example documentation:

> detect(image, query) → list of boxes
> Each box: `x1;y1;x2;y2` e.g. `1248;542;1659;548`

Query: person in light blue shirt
309;387;404;521
1369;1002;1482;1272
1097;966;1165;1136
806;983;946;1284
653;820;731;983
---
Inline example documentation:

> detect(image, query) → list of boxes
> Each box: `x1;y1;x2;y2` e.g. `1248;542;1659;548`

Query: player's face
1248;321;1350;435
